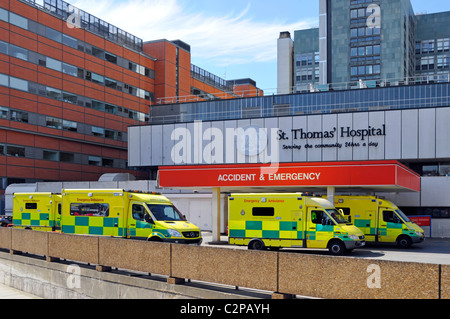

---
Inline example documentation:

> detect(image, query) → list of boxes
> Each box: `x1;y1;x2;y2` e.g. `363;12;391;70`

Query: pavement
0;283;41;299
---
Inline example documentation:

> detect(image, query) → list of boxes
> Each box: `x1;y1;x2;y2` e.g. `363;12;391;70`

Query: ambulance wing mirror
144;213;154;224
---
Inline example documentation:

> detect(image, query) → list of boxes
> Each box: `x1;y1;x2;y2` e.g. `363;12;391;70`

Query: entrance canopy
158;160;420;193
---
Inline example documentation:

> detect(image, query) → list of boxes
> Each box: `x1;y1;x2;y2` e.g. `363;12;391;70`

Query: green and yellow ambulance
12;193;62;231
228;193;365;255
60;189;202;244
330;195;425;248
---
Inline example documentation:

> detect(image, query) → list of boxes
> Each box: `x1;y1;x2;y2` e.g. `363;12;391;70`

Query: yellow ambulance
60;189;202;244
330;195;425;248
12;193;62;231
228;193;365;255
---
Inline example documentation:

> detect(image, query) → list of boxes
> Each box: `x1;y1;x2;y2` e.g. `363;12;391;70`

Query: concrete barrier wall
0;228;11;250
0;228;448;299
171;245;278;292
278;253;440;299
48;233;99;265
98;237;171;276
442;265;450;299
11;229;48;257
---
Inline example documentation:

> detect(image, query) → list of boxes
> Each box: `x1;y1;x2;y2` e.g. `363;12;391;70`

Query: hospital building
129;0;450;238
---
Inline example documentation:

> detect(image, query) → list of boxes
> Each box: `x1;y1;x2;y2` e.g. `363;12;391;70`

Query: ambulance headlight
168;229;182;238
349;235;359;240
415;231;423;236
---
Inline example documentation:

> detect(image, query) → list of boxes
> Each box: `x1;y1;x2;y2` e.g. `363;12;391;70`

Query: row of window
416;39;450;55
0;104;126;142
350;44;381;57
0;40;153;101
295;53;320;67
41;0;143;51
296;68;320;82
0;143;124;168
0;73;149;123
416;55;450;71
0;7;154;80
350;64;381;76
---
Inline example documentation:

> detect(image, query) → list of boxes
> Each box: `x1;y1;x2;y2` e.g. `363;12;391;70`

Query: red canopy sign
409;216;431;227
158;161;420;192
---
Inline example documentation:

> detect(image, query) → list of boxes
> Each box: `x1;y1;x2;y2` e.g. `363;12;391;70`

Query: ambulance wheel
248;239;265;250
396;235;412;248
328;240;345;256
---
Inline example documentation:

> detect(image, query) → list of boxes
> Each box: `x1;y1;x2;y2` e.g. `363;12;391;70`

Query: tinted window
252;207;275;217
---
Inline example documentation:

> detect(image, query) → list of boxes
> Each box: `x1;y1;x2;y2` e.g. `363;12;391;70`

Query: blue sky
69;0;450;94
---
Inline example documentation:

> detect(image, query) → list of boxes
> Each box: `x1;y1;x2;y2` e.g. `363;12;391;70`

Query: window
91;100;105;112
46;116;62;129
70;203;110;217
62;92;77;104
105;78;117;89
10;12;28;29
91;126;105;137
102;158;113;167
0;7;8;22
420;56;435;71
43;150;58;161
9;77;28;91
0;41;8;55
88;156;102;166
105;52;117;64
421;40;435;54
383;210;402;224
46;57;62;72
63;120;77;132
62;34;78;49
46;87;62;100
105;103;117;114
252;207;275;217
62;63;78;77
105;129;118;140
147;204;184;221
91;73;104;85
437;55;450;69
0;74;7;87
92;47;104;59
46;27;62;43
0;106;8;119
132;204;147;221
60;152;75;163
10;110;28;123
6;145;25;157
25;203;37;210
9;45;28;61
311;210;325;224
437;38;450;52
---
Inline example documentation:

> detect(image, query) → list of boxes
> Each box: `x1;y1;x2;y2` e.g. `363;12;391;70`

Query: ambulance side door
378;209;403;242
306;208;331;249
127;202;153;239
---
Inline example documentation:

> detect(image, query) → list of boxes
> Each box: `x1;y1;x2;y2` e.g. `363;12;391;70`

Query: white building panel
418;108;436;159
384;110;402;160
401;109;419;159
436;107;450;158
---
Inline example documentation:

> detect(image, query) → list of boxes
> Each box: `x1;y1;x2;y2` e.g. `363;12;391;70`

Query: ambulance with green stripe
329;195;425;248
13;193;62;231
228;193;365;255
60;189;202;244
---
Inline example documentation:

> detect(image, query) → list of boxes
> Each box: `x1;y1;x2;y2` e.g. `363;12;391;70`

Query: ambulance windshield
146;204;185;221
395;209;411;223
326;209;350;224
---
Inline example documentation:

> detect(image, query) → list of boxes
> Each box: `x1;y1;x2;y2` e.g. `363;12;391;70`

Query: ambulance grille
183;231;200;238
